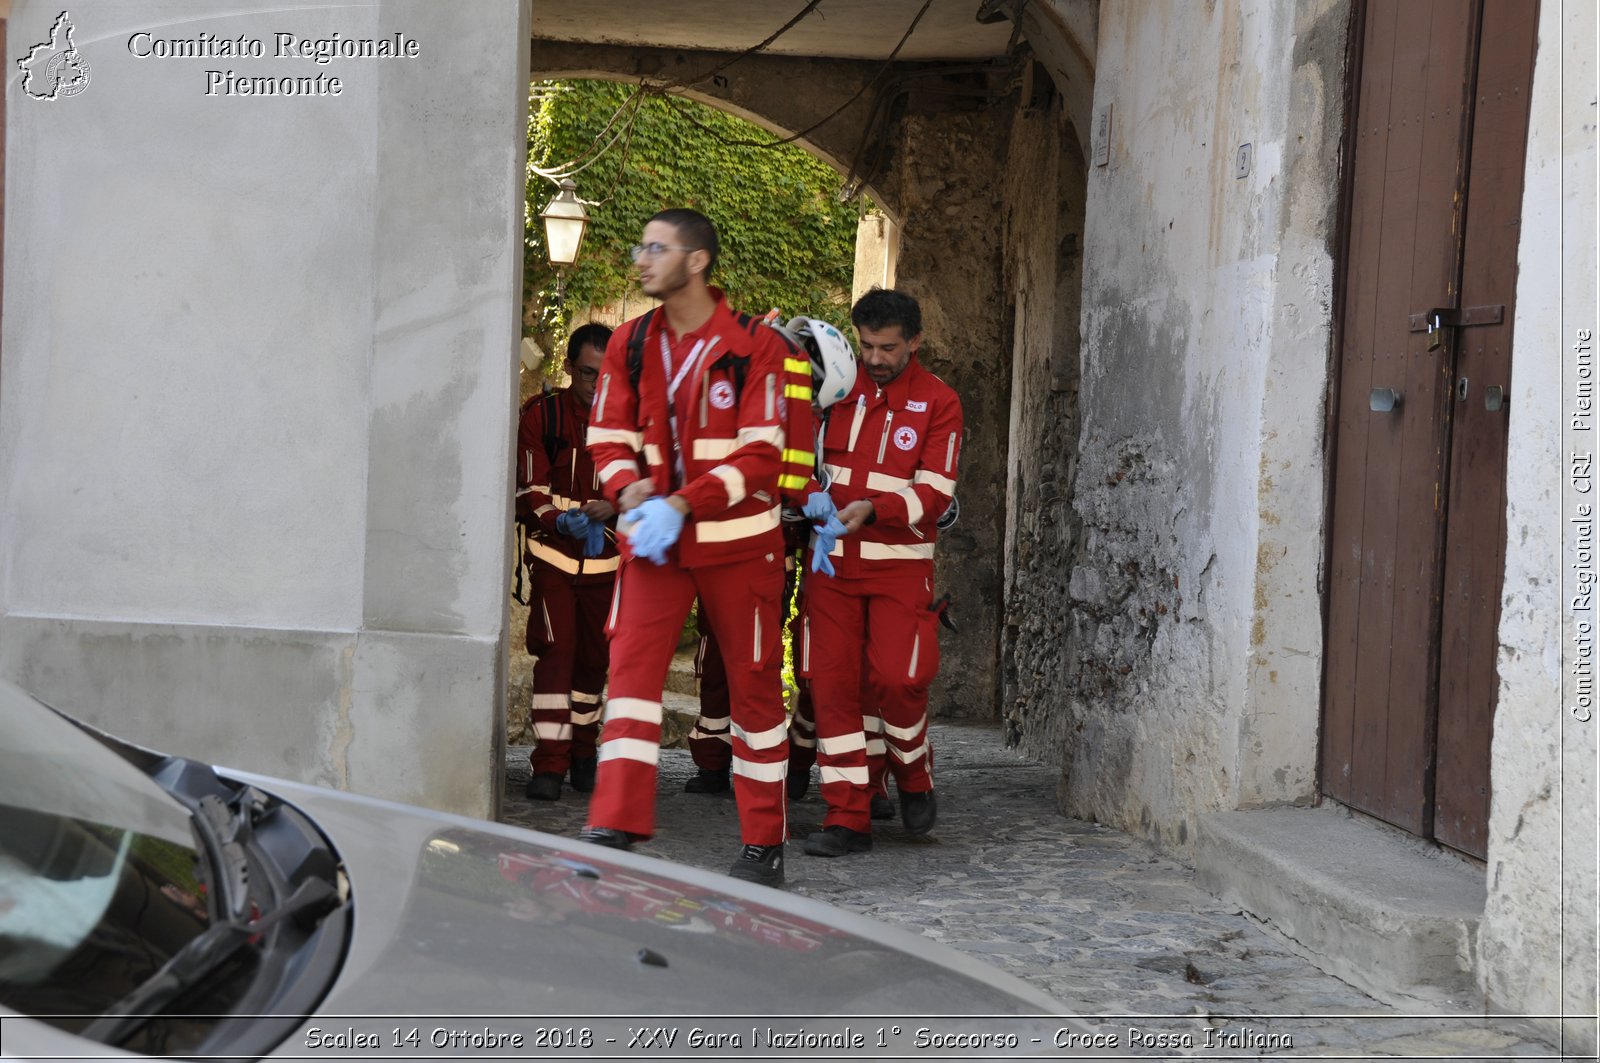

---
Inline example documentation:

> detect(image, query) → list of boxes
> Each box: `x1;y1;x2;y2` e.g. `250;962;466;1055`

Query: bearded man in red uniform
516;323;618;802
578;209;799;887
799;288;962;857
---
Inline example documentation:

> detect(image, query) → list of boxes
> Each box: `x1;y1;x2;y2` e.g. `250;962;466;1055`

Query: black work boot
568;756;597;793
577;826;636;850
802;825;873;857
869;792;896;820
524;772;563;801
900;790;937;835
684;767;731;794
727;843;785;886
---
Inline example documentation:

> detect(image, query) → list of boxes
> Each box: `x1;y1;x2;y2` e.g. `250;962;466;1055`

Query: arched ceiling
532;1;1099;159
532;0;1018;62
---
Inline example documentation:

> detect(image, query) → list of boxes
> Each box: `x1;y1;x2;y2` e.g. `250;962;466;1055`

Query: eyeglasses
629;242;699;262
574;366;600;382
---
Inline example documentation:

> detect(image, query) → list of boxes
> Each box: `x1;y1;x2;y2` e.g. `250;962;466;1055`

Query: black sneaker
568;756;597;793
802;825;873;857
869;792;896;820
727;843;785;886
684;767;731;794
786;762;813;801
524;772;563;801
577;826;635;850
900;790;937;835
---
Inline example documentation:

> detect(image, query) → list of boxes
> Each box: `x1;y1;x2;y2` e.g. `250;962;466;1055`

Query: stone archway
527;0;1102;723
528;32;1093;722
533;43;904;224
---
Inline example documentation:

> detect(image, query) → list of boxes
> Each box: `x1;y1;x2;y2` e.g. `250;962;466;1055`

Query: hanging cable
528;0;826;186
661;0;825;90
529;86;647;183
650;0;935;151
582;87;647;206
529;0;934;206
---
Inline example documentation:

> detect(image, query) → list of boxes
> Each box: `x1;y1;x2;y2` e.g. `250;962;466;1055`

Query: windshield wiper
192;790;257;921
78;876;340;1047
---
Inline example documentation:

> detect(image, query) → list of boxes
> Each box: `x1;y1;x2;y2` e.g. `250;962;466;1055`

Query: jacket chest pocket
697;370;743;432
876;406;931;475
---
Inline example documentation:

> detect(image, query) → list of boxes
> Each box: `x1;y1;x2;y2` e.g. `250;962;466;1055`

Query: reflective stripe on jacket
516;387;619;580
814;356;962;576
587;292;792;568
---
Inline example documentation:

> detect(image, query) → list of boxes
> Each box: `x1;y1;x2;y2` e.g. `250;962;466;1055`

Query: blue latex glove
555;509;591;539
802;491;837;523
810;514;848;576
624;496;686;565
583;518;606;559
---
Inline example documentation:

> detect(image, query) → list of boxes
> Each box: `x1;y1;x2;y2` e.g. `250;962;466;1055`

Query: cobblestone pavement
502;722;1571;1060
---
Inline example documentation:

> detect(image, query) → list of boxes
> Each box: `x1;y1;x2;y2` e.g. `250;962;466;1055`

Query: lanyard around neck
658;328;718;488
660;331;717;406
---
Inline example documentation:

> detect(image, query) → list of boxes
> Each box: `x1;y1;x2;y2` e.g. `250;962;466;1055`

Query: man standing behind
579;208;796;887
516;323;617;801
800;288;962;856
685;311;857;801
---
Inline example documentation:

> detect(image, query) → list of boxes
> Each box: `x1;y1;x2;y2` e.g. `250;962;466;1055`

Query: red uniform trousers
852;674;890;800
859;708;934;799
588;551;788;844
691;563;816;776
787;681;817;774
796;619;893;800
802;567;940;832
784;573;817;776
525;558;612;775
689;609;732;772
700;629;818;778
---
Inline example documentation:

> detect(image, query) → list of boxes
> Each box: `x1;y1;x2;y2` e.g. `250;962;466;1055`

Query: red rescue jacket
516;387;619;581
815;355;963;577
587;292;797;569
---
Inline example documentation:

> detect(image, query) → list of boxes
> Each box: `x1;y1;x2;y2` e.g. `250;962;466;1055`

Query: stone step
664;648;699;697
660;690;700;749
1196;806;1486;1008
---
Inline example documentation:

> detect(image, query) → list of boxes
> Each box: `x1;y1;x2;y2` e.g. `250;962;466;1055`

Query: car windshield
0;683;220;1036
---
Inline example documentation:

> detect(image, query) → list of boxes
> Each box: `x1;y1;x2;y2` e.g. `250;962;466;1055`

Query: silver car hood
229;773;1069;1026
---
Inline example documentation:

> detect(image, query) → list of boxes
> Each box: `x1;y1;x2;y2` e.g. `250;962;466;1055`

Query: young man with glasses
579;208;800;887
516;322;618;802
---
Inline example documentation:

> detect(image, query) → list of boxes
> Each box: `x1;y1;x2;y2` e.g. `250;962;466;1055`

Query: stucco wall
0;0;530;817
1479;0;1598;1050
1063;0;1348;846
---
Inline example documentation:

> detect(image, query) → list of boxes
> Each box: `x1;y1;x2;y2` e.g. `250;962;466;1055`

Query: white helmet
780;316;857;409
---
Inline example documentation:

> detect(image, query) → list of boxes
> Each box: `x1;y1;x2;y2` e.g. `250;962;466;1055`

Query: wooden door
1322;0;1537;858
1432;0;1538;856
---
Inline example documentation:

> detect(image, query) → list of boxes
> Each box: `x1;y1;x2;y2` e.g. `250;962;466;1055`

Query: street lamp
539;178;589;269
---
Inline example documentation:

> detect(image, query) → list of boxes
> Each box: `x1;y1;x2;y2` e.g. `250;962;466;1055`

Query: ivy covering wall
525;80;864;357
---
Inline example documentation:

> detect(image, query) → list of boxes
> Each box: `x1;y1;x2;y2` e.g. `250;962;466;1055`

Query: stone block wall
877;93;1013;720
997;76;1087;760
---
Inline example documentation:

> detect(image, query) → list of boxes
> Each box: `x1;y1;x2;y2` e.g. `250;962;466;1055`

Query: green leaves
525;81;864;362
